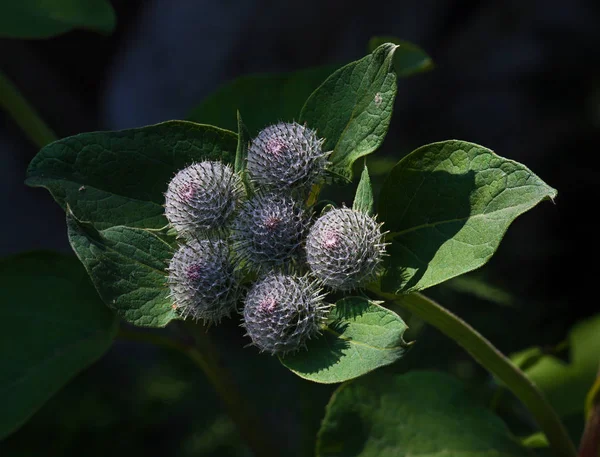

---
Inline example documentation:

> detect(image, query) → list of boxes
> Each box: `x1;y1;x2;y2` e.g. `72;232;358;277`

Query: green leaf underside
67;213;177;327
25;121;237;230
188;65;339;135
0;0;116;39
511;313;600;418
378;140;557;294
368;36;434;77
280;297;409;384
300;43;398;180
352;164;374;215
0;251;118;440
317;371;532;457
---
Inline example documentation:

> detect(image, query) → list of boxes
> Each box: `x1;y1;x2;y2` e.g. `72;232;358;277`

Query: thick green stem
119;325;277;457
375;290;577;457
0;70;57;148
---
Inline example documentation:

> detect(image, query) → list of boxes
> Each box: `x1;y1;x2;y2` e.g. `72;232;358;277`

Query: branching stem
0;70;58;148
372;289;578;457
118;324;278;457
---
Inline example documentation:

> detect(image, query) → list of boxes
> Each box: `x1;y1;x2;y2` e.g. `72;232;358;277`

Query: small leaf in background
444;274;515;307
188;66;338;135
0;0;116;39
300;43;398;180
512;314;600;418
280;297;410;384
0;251;118;440
67;213;177;327
368;36;434;77
317;371;532;457
378;140;557;294
26;121;237;230
352;164;374;215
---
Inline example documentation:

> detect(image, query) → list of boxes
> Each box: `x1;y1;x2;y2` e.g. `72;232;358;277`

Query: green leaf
378;140;557;294
512;314;600;418
235;111;249;174
188;65;338;135
280;297;410;384
300;43;398;180
0;251;118;440
317;371;532;457
26;121;237;230
368;36;434;77
0;0;116;39
66;212;177;327
352;164;374;215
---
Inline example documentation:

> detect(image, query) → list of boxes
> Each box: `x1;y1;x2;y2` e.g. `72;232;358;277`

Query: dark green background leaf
300;43;398;180
0;0;116;39
378;140;557;294
317;371;532;457
512;314;600;418
67;213;177;327
352;164;374;215
188;66;338;135
368;36;434;77
26;121;237;230
0;251;118;440
280;297;409;384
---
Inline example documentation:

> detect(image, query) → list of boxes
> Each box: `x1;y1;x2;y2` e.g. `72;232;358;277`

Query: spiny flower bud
306;208;386;290
168;238;239;323
242;273;330;355
247;122;328;191
231;192;310;271
165;161;244;238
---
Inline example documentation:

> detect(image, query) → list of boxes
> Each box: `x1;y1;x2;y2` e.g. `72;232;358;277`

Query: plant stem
579;365;600;457
119;325;277;457
374;290;578;457
0;70;58;148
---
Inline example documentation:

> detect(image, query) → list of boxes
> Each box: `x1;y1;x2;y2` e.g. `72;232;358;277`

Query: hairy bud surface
247;122;328;190
232;192;310;270
168;238;239;323
165;161;244;238
306;208;386;290
242;273;330;354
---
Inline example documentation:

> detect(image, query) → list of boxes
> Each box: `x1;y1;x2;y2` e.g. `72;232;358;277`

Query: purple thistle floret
168;238;239;323
165;161;244;238
306;208;386;291
247;122;328;191
242;273;330;355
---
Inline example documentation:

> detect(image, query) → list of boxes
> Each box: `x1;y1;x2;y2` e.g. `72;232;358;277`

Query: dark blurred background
1;0;599;455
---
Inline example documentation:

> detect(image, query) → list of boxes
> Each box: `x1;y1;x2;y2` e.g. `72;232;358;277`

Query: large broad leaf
0;251;118;440
26;121;237;230
67;213;177;327
378;140;557;294
511;314;600;418
368;36;434;77
300;43;398;180
317;371;532;457
0;0;116;39
280;297;410;384
188;65;338;135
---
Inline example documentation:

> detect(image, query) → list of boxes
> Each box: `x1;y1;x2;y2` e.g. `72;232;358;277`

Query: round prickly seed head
242;273;330;355
165;161;244;238
168;238;239;323
247;122;328;190
231;192;310;271
306;208;386;290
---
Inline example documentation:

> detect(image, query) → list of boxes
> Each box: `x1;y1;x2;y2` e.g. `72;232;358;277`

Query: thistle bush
7;28;586;457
